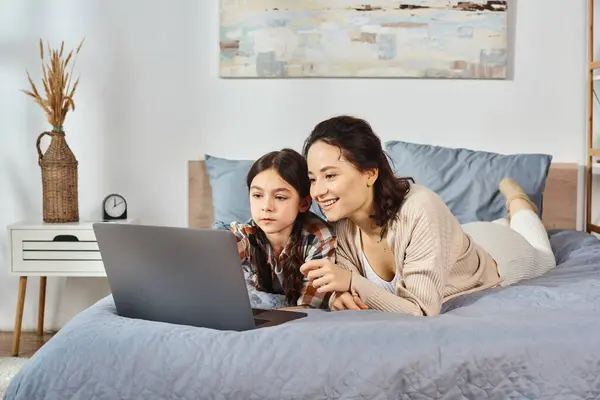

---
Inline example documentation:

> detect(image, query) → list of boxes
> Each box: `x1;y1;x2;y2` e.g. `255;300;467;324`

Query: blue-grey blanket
5;230;600;400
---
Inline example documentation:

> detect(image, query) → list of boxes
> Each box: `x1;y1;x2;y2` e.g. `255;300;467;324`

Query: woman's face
306;141;376;222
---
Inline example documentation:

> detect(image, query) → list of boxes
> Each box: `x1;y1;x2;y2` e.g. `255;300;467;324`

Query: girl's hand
331;292;369;311
300;259;352;293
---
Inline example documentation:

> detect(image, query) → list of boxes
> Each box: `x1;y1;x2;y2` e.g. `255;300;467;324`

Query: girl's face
249;168;309;236
306;141;376;222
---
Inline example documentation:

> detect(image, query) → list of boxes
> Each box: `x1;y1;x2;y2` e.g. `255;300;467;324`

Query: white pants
461;210;557;286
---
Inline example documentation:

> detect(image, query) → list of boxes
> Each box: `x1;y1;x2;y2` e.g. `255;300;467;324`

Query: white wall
0;0;589;331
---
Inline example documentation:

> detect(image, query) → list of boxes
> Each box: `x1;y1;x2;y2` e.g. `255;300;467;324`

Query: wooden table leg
38;277;47;336
12;276;27;357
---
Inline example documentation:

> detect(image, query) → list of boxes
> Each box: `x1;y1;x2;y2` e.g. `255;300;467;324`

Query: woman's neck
349;197;381;239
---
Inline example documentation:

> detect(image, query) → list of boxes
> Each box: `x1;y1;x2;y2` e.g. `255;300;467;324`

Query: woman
299;116;556;316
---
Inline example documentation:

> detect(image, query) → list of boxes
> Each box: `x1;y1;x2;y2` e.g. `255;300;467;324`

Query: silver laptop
93;223;307;331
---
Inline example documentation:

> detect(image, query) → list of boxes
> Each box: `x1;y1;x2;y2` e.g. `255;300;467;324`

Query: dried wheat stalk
21;38;85;130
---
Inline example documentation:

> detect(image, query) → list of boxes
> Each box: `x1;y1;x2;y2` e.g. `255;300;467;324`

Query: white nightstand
7;219;136;356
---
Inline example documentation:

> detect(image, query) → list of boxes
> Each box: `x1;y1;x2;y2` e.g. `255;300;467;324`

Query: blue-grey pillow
384;140;553;224
205;154;254;228
204;154;326;229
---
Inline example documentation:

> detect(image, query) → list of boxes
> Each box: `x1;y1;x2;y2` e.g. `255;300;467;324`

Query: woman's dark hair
246;148;310;305
302;115;412;238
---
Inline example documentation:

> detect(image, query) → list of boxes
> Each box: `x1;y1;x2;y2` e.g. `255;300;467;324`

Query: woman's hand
331;292;369;311
300;259;352;293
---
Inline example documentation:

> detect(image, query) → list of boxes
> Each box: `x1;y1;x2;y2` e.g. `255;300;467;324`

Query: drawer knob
52;235;79;242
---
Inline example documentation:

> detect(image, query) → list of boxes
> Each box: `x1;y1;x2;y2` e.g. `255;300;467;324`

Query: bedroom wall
0;0;592;331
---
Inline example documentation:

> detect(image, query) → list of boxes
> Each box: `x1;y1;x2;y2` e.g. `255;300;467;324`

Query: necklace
376;238;388;252
362;230;389;253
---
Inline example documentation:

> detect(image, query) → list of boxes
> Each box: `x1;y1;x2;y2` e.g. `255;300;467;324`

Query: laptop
92;223;307;331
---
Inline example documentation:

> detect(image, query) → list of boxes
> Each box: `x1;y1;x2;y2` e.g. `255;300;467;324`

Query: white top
361;251;400;294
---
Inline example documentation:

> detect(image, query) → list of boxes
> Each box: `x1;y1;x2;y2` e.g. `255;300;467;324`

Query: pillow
384;140;553;224
204;154;326;229
205;155;254;228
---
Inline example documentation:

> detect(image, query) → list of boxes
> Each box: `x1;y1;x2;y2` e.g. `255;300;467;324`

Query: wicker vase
36;129;79;223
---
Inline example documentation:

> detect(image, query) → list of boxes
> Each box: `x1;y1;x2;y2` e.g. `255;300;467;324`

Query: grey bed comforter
5;230;600;400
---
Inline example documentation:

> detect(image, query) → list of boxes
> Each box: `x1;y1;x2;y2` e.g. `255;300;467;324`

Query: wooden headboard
188;161;579;231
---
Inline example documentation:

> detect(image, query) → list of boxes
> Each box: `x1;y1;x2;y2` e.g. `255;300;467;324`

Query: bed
6;160;600;400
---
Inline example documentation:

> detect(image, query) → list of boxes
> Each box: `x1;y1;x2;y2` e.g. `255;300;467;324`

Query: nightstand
7;219;136;356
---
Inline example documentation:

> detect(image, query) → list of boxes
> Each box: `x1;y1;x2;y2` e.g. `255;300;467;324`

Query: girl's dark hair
302;115;412;238
246;148;310;305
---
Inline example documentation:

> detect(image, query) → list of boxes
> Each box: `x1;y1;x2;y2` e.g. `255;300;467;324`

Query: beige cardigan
332;184;501;316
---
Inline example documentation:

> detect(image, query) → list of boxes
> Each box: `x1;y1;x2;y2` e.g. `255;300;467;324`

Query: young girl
300;115;556;315
229;148;336;309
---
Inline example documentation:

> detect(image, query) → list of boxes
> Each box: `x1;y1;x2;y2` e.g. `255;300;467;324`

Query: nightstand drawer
11;260;105;275
22;251;101;260
23;241;99;251
13;229;97;243
10;229;105;275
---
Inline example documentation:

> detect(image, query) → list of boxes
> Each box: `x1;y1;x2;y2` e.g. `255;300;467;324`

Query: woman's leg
499;179;556;274
509;209;554;263
462;179;557;287
491;217;509;227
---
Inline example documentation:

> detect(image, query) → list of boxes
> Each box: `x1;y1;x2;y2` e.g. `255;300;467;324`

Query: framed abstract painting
219;1;508;79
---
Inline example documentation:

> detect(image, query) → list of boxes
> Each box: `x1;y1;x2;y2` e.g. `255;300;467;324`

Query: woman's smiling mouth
319;198;339;210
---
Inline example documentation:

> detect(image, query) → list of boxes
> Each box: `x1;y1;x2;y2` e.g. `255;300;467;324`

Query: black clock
102;194;127;221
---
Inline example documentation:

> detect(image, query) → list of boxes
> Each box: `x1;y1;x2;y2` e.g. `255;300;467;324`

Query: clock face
104;194;127;218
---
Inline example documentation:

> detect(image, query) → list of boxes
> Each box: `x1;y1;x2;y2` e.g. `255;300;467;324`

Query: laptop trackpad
254;309;307;328
254;318;269;326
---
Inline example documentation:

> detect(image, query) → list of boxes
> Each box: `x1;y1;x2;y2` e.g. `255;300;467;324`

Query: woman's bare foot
499;178;538;219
